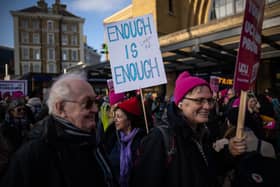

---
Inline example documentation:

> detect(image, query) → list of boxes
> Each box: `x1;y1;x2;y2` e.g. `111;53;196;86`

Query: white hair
47;71;87;114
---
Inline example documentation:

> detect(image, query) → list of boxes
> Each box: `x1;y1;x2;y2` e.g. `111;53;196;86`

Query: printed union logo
251;173;263;183
239;63;249;74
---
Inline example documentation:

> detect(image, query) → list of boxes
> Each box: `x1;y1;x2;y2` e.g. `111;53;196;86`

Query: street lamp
101;43;109;62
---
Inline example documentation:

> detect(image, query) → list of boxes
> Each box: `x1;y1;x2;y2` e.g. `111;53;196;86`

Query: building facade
104;0;280;96
11;0;85;76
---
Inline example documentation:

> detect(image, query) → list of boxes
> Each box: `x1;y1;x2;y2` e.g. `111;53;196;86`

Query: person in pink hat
131;71;247;187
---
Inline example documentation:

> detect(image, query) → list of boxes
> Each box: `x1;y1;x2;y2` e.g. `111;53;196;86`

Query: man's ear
55;101;65;116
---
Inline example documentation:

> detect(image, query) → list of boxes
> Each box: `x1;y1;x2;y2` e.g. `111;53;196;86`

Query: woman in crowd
106;96;146;187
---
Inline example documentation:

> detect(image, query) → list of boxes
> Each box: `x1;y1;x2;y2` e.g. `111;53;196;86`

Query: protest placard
233;0;265;138
210;76;220;93
233;0;265;92
0;80;28;98
105;14;167;93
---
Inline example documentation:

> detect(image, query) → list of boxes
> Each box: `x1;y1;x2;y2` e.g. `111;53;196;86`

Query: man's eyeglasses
64;97;98;110
184;97;215;105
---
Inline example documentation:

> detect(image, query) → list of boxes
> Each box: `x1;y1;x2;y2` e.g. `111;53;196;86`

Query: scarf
119;128;139;187
53;115;97;147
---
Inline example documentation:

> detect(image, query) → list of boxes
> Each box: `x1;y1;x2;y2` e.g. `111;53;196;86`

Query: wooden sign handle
236;90;247;138
140;88;149;134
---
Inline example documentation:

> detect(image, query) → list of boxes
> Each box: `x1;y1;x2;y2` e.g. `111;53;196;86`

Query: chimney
52;0;66;13
37;0;48;11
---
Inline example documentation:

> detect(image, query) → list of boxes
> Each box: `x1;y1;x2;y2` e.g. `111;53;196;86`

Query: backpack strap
156;125;176;165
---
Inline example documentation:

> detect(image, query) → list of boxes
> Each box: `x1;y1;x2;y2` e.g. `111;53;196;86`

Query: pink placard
233;0;265;92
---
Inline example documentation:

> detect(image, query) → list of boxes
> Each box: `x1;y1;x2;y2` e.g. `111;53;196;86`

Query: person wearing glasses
0;98;31;177
0;72;118;187
131;71;247;187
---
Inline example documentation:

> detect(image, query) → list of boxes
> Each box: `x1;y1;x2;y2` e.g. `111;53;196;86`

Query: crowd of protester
0;70;280;187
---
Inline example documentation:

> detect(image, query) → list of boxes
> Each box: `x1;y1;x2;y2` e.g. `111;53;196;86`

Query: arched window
211;0;279;20
211;0;245;20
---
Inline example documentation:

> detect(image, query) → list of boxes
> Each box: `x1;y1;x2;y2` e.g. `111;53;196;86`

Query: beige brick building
11;0;85;76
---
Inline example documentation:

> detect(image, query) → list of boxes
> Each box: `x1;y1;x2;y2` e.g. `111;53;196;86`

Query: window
21;47;29;60
62;24;67;32
47;63;56;73
212;0;245;20
71;35;78;45
215;0;280;18
21;19;28;29
62;49;68;61
72;24;77;32
267;0;279;3
47;48;55;61
21;32;29;44
168;0;174;14
47;33;54;45
33;63;41;73
22;62;30;74
236;0;245;13
33;48;40;60
62;35;68;45
32;20;39;29
47;20;54;31
33;33;40;44
226;0;234;16
71;49;78;61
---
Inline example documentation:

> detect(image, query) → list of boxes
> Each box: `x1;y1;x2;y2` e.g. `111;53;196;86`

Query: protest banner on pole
0;80;28;98
233;0;265;138
210;76;220;93
105;14;167;133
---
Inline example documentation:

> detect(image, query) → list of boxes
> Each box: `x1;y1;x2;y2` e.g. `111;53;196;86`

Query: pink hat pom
109;90;125;105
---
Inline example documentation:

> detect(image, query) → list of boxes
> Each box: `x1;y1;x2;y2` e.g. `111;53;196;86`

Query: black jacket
0;115;118;187
131;102;230;187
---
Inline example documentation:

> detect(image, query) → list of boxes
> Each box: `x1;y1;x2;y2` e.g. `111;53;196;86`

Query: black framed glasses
64;97;98;110
184;97;215;105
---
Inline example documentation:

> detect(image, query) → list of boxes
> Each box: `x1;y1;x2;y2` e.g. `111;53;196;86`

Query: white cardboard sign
105;14;167;93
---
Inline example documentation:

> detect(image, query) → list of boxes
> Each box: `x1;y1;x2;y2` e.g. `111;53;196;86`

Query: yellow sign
218;77;233;85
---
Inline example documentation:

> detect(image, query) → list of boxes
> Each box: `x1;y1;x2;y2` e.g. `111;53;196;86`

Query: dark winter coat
0;115;118;187
131;102;231;187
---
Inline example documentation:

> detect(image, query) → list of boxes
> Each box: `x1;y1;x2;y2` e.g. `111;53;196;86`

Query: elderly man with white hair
0;72;118;187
